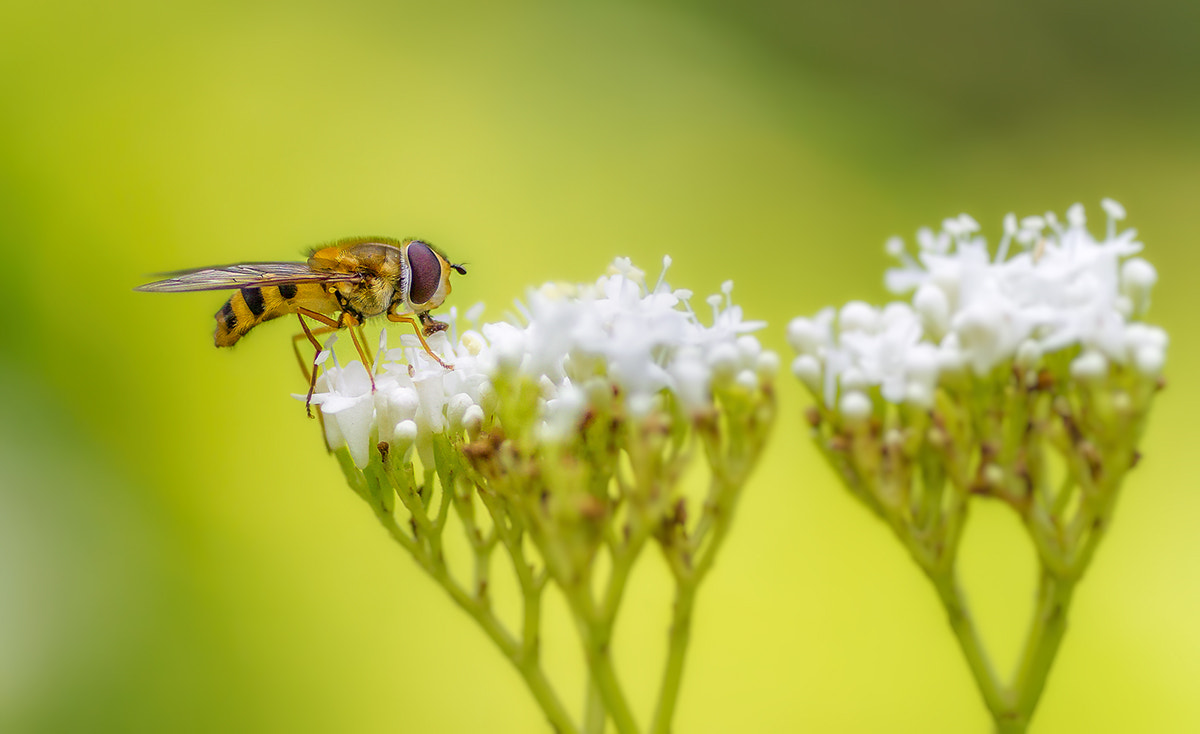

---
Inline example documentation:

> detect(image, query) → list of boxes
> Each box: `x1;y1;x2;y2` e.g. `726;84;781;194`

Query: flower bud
1120;258;1157;317
792;355;822;393
839;391;872;423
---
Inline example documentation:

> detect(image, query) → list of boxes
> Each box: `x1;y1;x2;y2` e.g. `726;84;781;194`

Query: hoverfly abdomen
214;283;335;347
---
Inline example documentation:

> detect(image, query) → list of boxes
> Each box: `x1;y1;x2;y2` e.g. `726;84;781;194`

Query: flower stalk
791;202;1165;732
313;258;776;732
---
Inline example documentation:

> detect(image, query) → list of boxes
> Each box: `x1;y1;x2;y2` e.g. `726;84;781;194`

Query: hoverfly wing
136;262;363;293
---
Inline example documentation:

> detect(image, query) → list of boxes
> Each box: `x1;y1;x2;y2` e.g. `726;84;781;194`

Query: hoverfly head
404;239;463;310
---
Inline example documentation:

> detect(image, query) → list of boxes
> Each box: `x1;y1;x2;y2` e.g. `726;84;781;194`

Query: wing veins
136;262;363;293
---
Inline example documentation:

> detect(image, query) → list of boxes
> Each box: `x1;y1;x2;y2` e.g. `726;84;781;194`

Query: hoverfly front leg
388;306;454;370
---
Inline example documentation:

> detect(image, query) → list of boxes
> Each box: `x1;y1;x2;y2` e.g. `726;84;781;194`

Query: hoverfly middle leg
293;310;342;418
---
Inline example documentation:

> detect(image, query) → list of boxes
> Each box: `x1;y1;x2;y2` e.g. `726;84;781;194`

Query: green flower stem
1022;507;1072;579
651;459;747;734
650;580;696;734
993;718;1028;734
567;598;639;734
583;677;606;734
603;524;650;625
931;548;1079;734
528;510;641;732
930;571;1010;721
1050;473;1076;517
1011;572;1075;718
372;508;579;734
341;448;580;734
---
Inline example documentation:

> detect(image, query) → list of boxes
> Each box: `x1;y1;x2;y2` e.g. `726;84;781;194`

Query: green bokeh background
2;1;1197;731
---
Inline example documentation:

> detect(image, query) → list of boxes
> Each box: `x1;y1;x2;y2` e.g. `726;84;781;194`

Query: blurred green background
2;1;1197;731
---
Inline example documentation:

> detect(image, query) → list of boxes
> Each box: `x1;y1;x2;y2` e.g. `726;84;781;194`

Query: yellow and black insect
137;236;466;414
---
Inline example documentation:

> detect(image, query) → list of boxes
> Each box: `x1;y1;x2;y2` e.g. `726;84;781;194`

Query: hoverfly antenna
452;263;467;275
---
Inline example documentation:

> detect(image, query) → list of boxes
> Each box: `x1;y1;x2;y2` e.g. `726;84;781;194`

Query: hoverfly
137;236;467;415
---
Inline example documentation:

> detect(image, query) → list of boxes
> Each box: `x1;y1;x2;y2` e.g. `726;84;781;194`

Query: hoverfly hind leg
293;309;344;418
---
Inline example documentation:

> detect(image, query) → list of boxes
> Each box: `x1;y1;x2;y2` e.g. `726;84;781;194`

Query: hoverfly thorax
308;242;405;318
399;239;466;312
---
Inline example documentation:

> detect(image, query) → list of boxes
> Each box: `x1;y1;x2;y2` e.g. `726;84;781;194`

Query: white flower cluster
308;257;777;468
788;201;1167;416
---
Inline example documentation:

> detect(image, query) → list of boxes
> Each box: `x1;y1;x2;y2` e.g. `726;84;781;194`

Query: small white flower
952;300;1024;374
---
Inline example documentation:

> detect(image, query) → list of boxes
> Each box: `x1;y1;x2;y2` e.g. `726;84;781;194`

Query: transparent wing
136;262;363;293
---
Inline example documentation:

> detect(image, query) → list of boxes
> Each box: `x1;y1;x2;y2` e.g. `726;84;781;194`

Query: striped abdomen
214;283;335;347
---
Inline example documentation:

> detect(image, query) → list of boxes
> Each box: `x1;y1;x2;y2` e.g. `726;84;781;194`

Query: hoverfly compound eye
406;240;443;305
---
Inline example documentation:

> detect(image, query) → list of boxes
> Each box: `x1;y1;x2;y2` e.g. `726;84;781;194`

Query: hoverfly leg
354;322;375;366
387;309;454;370
294;317;325;418
293;308;345;418
341;313;377;393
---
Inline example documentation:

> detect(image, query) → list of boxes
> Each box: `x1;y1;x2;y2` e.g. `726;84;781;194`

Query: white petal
334;396;376;469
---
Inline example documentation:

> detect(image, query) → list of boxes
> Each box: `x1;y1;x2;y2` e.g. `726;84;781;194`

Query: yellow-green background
2;1;1197;731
